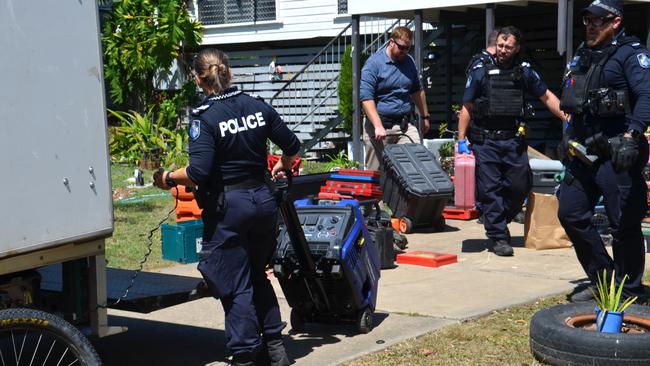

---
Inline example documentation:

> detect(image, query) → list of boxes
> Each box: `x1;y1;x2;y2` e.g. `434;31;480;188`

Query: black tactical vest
474;64;525;127
560;38;635;118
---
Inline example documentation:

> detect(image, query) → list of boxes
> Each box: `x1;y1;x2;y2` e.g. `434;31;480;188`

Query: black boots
254;333;290;366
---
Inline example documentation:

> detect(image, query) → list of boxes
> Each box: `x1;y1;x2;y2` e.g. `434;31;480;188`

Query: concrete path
93;218;642;366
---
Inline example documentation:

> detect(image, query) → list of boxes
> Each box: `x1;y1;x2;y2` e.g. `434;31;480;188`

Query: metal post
414;10;423;140
445;22;453;126
647;3;650;49
567;0;574;64
486;3;495;48
558;0;567;56
351;15;362;167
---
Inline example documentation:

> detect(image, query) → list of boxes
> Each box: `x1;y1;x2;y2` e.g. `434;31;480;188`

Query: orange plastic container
454;151;476;209
171;185;202;222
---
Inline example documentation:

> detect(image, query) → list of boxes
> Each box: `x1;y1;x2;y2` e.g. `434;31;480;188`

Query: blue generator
273;198;380;333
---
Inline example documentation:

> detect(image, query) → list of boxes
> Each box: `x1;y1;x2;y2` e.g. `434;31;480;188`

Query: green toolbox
162;220;204;263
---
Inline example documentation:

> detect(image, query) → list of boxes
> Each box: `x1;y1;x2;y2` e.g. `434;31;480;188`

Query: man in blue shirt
360;26;430;171
457;26;566;256
556;0;649;302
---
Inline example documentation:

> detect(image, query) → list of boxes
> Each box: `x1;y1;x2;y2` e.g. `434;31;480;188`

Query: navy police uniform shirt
462;57;548;128
465;49;495;76
186;87;300;185
580;33;650;135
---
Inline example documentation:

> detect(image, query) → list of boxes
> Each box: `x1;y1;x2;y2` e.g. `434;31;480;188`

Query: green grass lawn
106;164;178;270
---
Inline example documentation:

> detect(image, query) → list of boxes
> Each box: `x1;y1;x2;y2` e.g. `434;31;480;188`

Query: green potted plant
591;269;637;333
437;123;455;176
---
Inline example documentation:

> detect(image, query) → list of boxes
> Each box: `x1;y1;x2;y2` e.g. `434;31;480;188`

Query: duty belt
224;178;265;192
469;126;517;141
379;114;409;130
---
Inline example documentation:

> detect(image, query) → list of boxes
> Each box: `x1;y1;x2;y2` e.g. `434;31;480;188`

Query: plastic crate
381;144;453;232
161;219;204;263
530;159;563;195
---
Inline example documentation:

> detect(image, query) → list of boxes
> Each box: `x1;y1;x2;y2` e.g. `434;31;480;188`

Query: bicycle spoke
28;333;43;366
11;331;17;365
42;339;55;366
17;330;27;365
0;347;5;366
55;348;68;366
65;359;78;366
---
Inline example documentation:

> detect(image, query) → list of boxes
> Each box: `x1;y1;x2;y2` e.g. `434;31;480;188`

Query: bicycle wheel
0;308;102;366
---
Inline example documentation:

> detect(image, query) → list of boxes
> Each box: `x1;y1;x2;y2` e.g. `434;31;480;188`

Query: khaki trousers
362;118;421;171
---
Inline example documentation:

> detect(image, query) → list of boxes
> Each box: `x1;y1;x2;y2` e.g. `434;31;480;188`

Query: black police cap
581;0;624;18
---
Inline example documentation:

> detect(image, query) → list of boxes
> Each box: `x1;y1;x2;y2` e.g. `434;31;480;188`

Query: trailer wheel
398;217;413;234
357;307;373;334
290;309;305;333
0;308;102;366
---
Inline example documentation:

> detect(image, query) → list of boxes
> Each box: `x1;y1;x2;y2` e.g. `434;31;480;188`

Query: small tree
338;45;368;133
102;0;202;127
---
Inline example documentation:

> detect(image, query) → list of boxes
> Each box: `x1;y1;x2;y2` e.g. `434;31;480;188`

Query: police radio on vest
219;112;266;137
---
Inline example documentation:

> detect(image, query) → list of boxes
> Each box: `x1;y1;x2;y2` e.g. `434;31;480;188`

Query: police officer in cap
154;48;299;365
557;0;649;302
458;26;567;256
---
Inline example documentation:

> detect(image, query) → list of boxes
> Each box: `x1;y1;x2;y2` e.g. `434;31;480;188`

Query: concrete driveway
93;218;636;365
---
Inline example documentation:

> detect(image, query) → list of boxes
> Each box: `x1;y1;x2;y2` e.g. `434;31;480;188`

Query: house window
338;0;347;14
199;0;276;25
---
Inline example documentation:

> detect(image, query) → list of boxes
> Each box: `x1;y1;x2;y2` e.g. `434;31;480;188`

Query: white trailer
0;2;206;364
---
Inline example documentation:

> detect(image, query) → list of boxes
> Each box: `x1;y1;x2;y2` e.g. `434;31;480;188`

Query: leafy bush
108;109;187;168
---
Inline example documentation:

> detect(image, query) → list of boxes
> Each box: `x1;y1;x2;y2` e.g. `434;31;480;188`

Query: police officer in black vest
154;49;299;366
458;26;567;256
557;0;649;302
463;28;500;224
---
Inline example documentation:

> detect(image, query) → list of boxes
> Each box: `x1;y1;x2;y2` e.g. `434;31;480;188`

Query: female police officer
154;48;299;366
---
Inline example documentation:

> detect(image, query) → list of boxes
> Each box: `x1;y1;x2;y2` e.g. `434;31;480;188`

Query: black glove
610;136;639;173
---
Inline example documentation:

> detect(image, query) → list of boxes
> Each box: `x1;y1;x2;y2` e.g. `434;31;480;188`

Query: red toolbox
320;181;383;199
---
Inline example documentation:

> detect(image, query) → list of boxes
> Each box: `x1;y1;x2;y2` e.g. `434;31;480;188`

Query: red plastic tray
396;251;457;268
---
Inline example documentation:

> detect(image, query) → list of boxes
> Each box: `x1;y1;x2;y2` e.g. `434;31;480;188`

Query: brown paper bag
524;192;572;250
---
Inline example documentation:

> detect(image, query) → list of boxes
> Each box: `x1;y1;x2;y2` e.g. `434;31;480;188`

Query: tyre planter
530;302;650;365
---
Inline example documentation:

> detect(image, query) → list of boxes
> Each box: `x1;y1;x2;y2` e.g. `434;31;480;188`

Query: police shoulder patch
637;53;650;69
189;119;201;141
472;63;484;71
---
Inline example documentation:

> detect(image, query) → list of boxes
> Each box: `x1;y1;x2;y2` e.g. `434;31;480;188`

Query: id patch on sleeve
189;119;201;140
637;53;650;69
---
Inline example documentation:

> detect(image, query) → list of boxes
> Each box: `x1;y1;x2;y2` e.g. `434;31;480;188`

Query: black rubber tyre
398;217;413;234
530;303;650;365
290;308;305;333
357;307;373;334
0;308;102;365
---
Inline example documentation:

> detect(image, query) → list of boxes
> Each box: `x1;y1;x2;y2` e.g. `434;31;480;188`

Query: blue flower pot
596;309;624;333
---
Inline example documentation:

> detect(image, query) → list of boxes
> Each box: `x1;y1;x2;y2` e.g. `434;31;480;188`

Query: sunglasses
391;39;411;52
582;16;616;27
